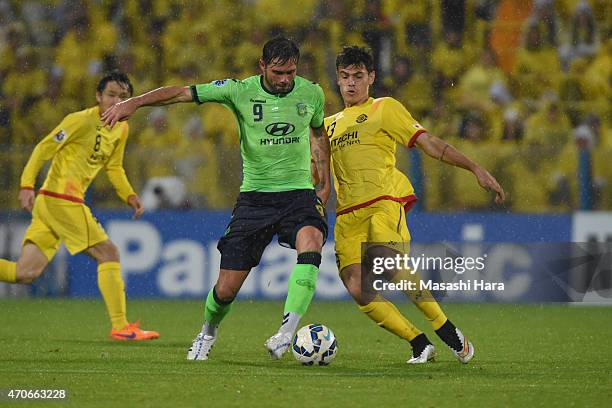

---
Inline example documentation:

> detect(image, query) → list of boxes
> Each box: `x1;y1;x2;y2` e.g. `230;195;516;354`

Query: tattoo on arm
310;126;331;191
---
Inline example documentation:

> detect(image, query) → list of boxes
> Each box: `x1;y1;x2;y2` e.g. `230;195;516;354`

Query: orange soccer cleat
110;321;160;341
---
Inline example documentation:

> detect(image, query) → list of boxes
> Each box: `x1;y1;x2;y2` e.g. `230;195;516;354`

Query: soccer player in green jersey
102;37;331;361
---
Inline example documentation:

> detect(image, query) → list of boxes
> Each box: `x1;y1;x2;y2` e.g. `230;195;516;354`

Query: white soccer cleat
187;332;216;361
453;328;474;364
265;332;292;360
407;344;436;364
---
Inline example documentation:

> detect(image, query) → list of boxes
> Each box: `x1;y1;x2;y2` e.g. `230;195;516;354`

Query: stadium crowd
0;0;610;211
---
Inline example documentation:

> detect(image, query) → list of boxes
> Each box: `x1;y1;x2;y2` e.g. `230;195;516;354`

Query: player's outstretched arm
310;125;332;205
415;132;506;204
101;86;193;128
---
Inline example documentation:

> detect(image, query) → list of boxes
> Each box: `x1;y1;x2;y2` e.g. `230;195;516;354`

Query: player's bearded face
260;58;298;94
96;81;131;114
337;65;375;106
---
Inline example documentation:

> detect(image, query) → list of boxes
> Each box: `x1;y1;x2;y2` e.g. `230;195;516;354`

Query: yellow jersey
20;106;135;203
324;97;426;215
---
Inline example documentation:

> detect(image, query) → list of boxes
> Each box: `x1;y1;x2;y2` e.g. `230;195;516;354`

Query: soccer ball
291;324;338;366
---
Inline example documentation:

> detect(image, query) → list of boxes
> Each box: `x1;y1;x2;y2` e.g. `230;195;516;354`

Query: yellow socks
97;262;128;330
358;297;422;341
0;259;17;283
392;268;448;330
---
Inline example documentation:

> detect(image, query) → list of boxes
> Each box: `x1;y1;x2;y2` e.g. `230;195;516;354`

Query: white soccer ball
291;324;338;366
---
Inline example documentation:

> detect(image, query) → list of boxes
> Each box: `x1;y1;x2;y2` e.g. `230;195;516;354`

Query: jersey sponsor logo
296;103;307;117
260;136;300;145
330;131;360;150
356;114;368;123
413;123;423;129
212;79;229;87
53;129;67;143
265;122;295;137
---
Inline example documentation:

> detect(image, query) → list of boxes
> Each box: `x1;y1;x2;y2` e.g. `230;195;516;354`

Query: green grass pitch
1;299;611;407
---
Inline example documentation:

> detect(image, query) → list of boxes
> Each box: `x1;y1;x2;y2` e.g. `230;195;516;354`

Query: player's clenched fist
127;194;144;219
18;188;35;212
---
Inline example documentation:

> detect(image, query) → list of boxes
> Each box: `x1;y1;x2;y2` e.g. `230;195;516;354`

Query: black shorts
217;189;328;271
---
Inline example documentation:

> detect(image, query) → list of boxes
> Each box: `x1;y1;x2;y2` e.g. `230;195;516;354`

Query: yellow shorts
334;199;411;272
23;195;109;261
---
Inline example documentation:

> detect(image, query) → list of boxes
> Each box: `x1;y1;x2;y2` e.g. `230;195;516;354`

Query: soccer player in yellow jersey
0;72;159;341
325;46;505;364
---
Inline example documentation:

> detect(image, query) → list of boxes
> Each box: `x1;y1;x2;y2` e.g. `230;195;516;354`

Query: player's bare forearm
416;132;506;203
133;86;193;107
102;86;192;128
310;125;331;204
416;132;476;172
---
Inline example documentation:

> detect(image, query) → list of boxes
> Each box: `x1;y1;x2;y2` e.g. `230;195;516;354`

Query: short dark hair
336;46;374;72
262;36;300;66
97;72;133;96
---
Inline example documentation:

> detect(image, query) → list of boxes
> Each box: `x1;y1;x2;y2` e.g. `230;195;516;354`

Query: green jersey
191;75;325;192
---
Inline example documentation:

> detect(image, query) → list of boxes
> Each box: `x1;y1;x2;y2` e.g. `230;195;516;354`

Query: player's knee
296;227;323;252
98;241;120;263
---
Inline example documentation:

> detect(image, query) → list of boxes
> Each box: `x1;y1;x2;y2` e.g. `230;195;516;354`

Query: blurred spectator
351;0;394;81
55;14;117;102
388;0;432;57
2;47;45;144
459;48;507;113
459;113;487;142
317;0;353;54
441;0;466;38
513;19;561;103
524;97;572;148
432;29;475;102
487;81;519;140
136;108;181;181
583;38;611;121
559;57;590;125
388;56;434;119
560;1;600;71
175;115;227;209
28;70;76;140
530;0;559;48
452;138;499;210
0;22;27;80
501;108;524;142
255;0;317;34
131;19;166;85
510;97;577;211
